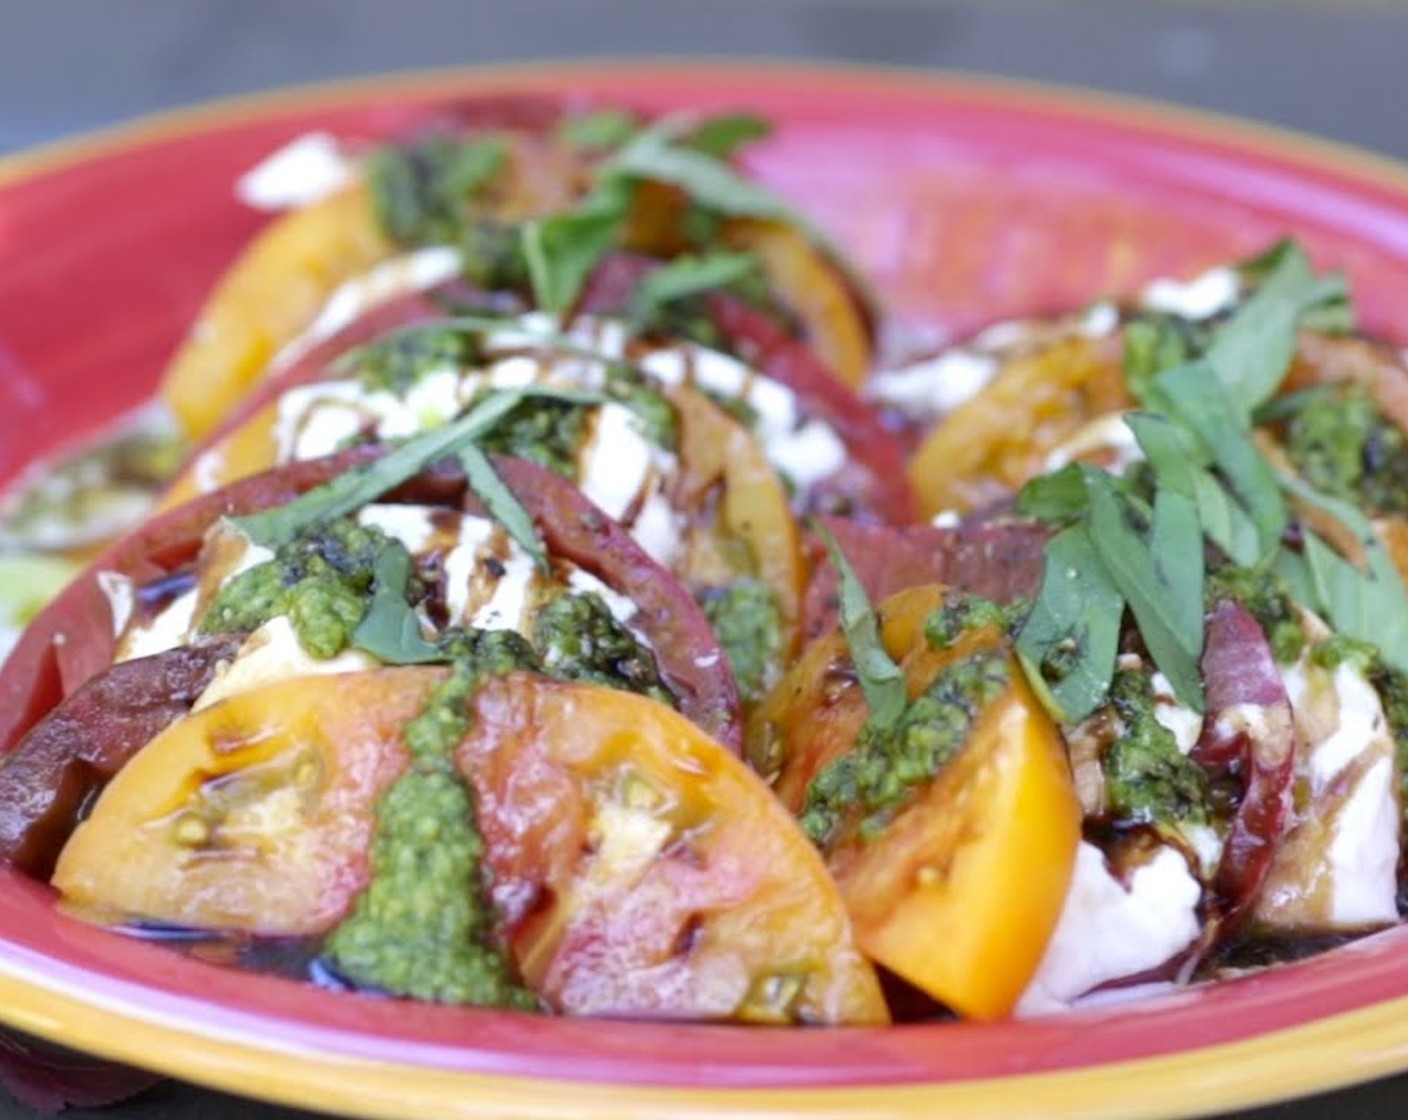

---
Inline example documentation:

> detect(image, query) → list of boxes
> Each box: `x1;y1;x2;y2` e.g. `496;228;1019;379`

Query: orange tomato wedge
907;335;1127;519
754;583;1081;1020
160;185;395;441
53;669;441;935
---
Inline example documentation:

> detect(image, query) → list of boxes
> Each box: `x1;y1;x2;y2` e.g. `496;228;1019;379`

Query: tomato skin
53;669;443;934
53;670;887;1024
459;674;888;1024
753;583;1081;1021
0;638;240;878
800;516;1047;644
1194;599;1296;932
1;448;742;805
490;456;744;750
706;290;912;523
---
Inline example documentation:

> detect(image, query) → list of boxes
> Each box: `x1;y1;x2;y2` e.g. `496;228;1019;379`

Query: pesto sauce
923;593;1021;650
800;650;1010;846
199;519;396;658
699;578;782;705
459;219;532;292
533;591;674;707
476;398;592;478
1285;385;1408;518
1102;668;1210;827
355;327;481;396
322;631;538;1008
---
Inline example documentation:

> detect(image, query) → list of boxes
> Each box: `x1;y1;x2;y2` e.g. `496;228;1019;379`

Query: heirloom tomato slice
751;584;1081;1020
53;670;886;1025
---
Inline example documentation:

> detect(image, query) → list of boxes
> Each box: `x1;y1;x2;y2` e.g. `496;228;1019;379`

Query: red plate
3;61;1408;1120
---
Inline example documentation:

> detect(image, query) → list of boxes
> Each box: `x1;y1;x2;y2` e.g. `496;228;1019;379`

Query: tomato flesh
52;670;887;1025
754;584;1081;1020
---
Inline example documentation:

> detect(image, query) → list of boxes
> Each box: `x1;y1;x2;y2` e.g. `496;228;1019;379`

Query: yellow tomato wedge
907;335;1127;519
753;583;1081;1020
831;669;1080;1020
160;185;395;441
52;669;441;934
670;385;804;666
53;669;885;1024
723;218;872;390
159;132;588;442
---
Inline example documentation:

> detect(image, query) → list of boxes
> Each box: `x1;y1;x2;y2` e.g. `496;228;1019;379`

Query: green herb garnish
814;522;906;728
457;444;547;571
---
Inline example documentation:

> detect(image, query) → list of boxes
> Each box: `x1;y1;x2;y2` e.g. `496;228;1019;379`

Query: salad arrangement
3;95;1408;1037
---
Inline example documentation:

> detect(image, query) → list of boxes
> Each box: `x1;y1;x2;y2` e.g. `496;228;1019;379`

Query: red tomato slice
800;515;1047;644
53;670;888;1025
0;449;741;806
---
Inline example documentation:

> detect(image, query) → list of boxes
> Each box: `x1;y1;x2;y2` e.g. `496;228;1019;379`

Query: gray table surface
4;1;1408;1117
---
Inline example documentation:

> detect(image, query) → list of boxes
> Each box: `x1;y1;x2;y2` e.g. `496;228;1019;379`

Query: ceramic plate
5;61;1408;1120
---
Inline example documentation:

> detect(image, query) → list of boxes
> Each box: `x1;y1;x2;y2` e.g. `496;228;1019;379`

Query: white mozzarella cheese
1270;656;1400;928
1139;267;1240;320
1150;671;1204;755
355;504;437;555
235;132;354;212
115;588;199;663
194;615;377;711
270;246;462;370
1042;412;1144;475
96;570;135;638
864;350;1000;418
1017;842;1202;1016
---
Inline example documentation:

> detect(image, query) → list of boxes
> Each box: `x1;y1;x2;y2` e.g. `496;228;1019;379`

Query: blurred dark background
3;1;1408;1118
2;0;1406;162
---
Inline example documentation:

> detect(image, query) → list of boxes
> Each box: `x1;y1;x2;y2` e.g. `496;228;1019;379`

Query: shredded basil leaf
1147;361;1287;562
814;522;906;728
1014;462;1099;523
457;444;547;571
353;542;443;664
554;109;639;151
233;387;595;548
1086;475;1205;711
522;197;629;313
1015;524;1125;724
1209;240;1351;416
680;113;772;159
628;251;760;321
1280;474;1408;673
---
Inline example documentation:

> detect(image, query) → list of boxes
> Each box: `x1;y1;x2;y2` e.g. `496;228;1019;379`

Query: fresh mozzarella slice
235;132;355;212
1017;841;1202;1016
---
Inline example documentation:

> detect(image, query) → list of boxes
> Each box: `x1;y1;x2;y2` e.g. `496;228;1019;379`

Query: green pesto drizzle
199;518;392;658
699;578;783;706
1284;384;1408;518
355;326;481;396
1102;668;1210;827
799;650;1010;847
321;630;538;1007
532;591;674;707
